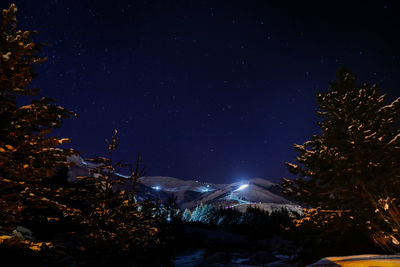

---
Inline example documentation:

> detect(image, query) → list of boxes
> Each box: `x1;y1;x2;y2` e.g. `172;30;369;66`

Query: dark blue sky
10;0;400;183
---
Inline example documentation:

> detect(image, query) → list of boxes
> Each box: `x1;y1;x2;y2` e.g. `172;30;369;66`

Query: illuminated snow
137;176;298;211
309;254;400;266
234;184;249;191
195;186;215;193
115;173;130;178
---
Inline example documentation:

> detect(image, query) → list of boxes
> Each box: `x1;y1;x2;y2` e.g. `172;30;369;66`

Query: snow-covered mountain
139;176;298;212
67;155;171;202
67;155;300;213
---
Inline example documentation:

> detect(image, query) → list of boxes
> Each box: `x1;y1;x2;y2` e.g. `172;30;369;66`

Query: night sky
10;0;400;183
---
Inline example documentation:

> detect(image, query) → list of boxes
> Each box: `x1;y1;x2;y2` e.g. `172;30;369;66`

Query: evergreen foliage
182;208;192;222
200;204;217;224
0;3;76;234
282;68;400;252
188;204;216;224
190;204;204;222
184;204;294;238
0;5;183;265
72;130;162;263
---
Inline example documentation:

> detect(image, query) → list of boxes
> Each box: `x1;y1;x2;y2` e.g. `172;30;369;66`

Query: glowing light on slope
235;184;249;191
152;186;161;191
197;185;215;193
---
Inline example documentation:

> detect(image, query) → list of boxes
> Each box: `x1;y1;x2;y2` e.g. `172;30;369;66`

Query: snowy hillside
67;155;300;212
139;176;300;212
67;155;170;202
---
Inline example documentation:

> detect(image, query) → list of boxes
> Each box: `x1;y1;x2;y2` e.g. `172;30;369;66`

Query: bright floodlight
235;184;249;191
152;186;161;191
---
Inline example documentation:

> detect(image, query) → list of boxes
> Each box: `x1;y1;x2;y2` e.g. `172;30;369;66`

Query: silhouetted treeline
183;204;295;238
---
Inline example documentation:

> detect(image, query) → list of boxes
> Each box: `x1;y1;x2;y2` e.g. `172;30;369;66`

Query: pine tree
0;4;173;264
190;204;203;222
182;208;192;222
0;4;76;232
198;204;216;224
282;69;400;249
74;130;161;263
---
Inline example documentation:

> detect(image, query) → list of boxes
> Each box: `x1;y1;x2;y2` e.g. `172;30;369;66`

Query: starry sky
10;0;400;183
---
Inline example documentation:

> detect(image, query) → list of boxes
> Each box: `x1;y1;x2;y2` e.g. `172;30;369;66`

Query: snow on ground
173;248;297;266
173;226;297;266
173;250;205;267
308;254;400;266
174;252;400;267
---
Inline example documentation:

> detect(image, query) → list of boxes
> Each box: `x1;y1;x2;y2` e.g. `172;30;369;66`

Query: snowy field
308;254;400;267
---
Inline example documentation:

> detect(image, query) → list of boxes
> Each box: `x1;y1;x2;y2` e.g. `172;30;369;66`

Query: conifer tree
282;69;400;249
74;130;161;263
199;204;216;224
182;208;192;222
190;204;203;222
0;4;76;231
0;4;176;264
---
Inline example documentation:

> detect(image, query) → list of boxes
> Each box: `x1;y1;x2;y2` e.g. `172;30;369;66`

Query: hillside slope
67;156;300;212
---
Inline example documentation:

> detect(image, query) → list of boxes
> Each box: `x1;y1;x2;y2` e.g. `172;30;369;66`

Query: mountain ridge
67;155;300;212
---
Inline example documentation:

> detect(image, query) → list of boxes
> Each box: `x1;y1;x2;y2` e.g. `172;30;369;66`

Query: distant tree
241;206;267;226
182;208;192;222
190;204;203;222
282;68;400;251
214;206;242;226
163;195;180;222
0;3;76;233
198;204;216;224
